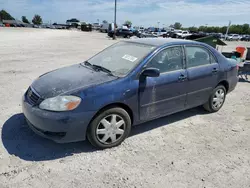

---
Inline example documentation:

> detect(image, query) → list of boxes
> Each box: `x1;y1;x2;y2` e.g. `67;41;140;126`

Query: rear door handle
178;74;187;81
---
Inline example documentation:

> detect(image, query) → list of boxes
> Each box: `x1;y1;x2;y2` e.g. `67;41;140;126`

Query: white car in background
175;30;192;38
226;34;240;41
100;23;110;33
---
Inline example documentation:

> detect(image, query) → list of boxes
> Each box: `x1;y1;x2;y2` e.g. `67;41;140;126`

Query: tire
87;107;131;149
203;85;226;112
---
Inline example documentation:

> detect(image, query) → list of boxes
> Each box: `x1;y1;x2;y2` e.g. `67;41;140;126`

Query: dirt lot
0;28;249;188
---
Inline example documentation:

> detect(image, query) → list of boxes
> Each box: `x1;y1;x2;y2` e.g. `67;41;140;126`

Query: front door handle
212;68;218;73
178;74;187;81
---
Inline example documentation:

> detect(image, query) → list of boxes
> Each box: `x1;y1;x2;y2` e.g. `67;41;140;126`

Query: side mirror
141;68;160;77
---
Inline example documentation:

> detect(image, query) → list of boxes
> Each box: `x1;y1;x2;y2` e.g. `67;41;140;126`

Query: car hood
31;64;117;99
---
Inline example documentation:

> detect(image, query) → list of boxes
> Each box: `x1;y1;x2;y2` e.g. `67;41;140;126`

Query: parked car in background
133;26;144;33
0;23;5;27
108;28;133;38
154;29;168;37
100;23;109;33
137;32;158;38
163;31;176;38
22;38;238;149
209;33;224;39
138;27;144;33
240;35;250;41
175;30;192;38
92;23;101;30
226;34;240;41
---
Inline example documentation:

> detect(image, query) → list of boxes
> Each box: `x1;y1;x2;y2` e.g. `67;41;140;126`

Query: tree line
0;10;43;25
172;22;250;35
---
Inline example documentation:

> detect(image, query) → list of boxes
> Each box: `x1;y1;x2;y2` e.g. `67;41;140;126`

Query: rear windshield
87;42;155;76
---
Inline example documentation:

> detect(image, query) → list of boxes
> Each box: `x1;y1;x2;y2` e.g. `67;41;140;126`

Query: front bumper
22;95;96;143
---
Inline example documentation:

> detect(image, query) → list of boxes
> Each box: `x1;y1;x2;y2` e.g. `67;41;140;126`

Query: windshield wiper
82;61;92;67
92;64;114;76
81;61;115;76
81;61;96;71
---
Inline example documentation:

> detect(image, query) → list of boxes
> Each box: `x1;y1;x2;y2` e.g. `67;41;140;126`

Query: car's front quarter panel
73;77;140;123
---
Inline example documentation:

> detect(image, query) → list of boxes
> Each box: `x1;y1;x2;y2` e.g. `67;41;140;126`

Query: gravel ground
0;28;249;188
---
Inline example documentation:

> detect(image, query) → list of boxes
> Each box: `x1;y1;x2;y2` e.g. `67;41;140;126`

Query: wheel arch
217;80;229;93
87;102;134;129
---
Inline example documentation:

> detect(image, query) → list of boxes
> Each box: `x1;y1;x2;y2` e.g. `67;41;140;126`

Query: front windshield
86;42;155;76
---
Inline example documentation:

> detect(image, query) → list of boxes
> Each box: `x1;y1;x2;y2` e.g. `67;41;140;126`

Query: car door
139;46;188;121
116;29;122;36
185;45;219;108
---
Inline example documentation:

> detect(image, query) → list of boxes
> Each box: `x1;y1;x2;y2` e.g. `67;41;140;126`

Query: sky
1;0;250;27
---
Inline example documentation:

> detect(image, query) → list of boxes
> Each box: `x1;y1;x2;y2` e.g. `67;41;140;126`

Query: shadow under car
1;107;207;161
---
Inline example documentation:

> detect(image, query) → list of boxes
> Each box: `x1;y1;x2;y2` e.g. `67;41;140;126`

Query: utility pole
113;0;117;40
225;20;231;40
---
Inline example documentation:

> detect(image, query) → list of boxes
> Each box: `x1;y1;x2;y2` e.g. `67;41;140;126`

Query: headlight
39;96;81;111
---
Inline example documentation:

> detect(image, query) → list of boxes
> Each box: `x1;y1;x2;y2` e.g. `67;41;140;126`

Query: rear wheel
87;107;131;149
203;85;226;112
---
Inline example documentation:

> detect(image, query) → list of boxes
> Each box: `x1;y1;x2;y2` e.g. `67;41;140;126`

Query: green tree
0;9;14;21
229;25;243;34
198;26;207;32
195;24;250;35
220;26;227;34
242;23;249;34
22;16;29;24
124;20;132;28
32;14;42;25
169;23;250;35
173;22;182;29
188;26;198;32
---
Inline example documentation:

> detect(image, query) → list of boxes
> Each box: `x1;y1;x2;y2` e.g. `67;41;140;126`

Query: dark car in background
22;38;238;149
241;35;250;41
108;28;133;38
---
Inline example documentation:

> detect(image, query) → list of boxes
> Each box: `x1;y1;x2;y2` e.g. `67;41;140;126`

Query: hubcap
96;114;125;144
212;89;225;109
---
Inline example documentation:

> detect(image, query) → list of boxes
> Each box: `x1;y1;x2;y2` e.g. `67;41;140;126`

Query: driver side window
146;46;183;73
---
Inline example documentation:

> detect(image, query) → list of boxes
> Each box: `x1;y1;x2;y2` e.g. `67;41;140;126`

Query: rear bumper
227;75;238;93
22;95;96;143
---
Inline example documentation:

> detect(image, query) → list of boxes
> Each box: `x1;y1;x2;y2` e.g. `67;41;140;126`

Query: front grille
26;87;41;105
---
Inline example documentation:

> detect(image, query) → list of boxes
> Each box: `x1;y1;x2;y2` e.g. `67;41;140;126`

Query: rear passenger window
186;46;211;68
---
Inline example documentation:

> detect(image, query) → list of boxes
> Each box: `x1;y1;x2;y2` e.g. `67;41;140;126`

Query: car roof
127;38;201;47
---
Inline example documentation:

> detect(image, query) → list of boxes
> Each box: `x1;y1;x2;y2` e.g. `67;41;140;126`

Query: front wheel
87;107;131;149
203;85;226;112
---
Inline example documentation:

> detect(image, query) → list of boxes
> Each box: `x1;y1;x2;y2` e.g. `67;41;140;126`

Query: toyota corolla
22;38;238;149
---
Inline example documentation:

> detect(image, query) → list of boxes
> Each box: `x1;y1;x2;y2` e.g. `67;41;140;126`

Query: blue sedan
22;38;238;149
